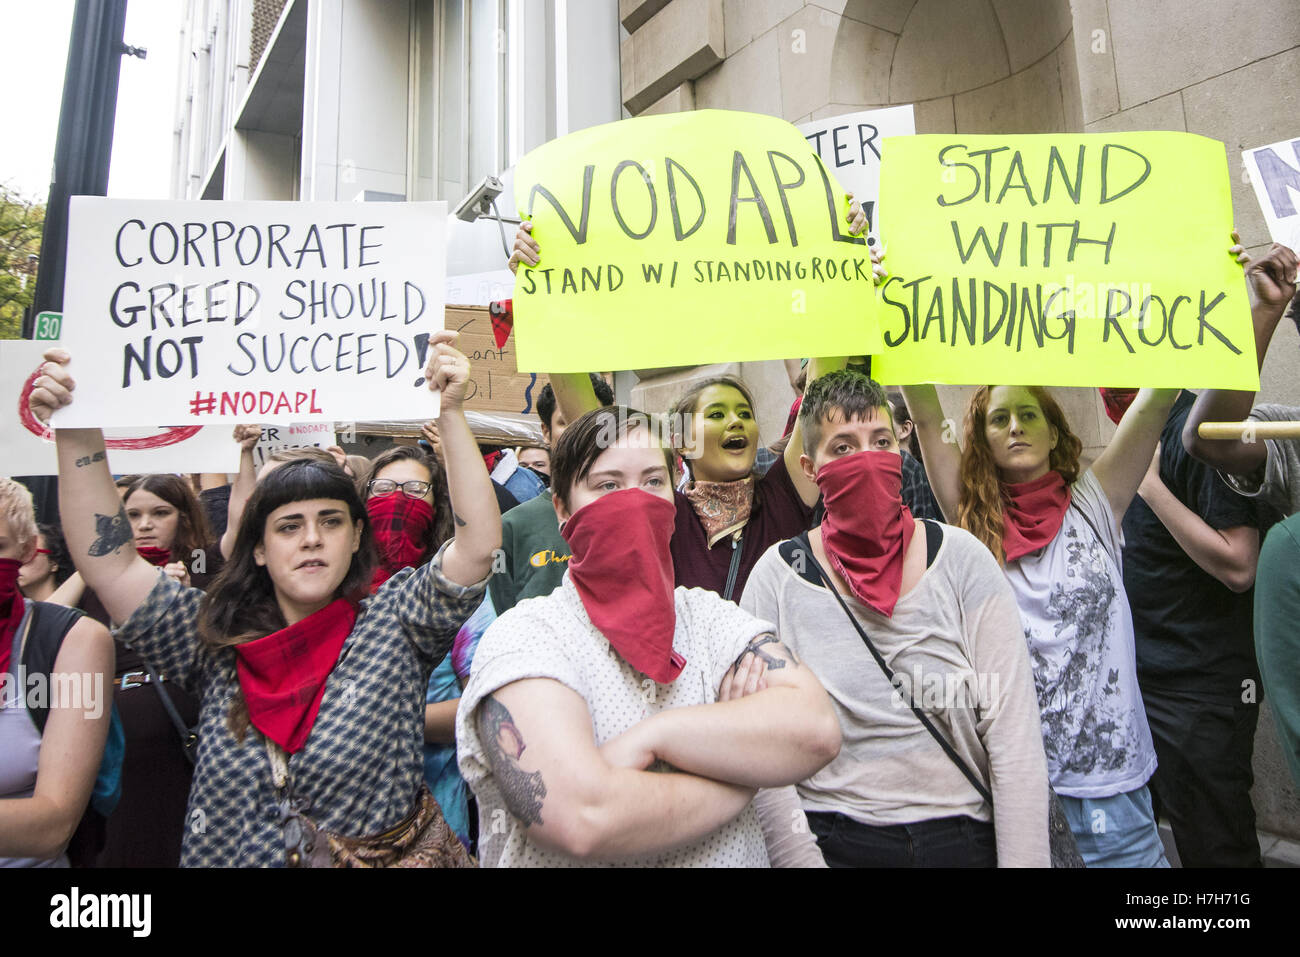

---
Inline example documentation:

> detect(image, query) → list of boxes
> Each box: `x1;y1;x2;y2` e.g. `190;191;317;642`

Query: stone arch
827;0;1081;133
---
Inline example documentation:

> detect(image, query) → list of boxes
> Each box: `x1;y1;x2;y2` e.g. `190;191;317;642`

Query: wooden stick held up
1197;421;1300;440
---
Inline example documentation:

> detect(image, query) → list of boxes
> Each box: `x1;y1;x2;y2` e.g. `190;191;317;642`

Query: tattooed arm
475;679;756;861
600;634;840;789
28;349;165;625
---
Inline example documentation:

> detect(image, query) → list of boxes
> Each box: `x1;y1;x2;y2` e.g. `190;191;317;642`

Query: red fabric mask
0;558;26;679
235;597;357;754
816;452;915;618
561;488;685;683
1001;471;1072;562
137;545;172;567
1098;388;1139;426
366;494;434;591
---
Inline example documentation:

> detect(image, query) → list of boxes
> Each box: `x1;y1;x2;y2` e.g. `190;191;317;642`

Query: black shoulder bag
794;531;1084;868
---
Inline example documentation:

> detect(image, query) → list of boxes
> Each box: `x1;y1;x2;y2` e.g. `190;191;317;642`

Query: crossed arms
474;634;840;861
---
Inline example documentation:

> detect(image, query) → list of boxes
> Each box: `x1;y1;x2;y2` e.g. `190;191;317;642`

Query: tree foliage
0;184;45;339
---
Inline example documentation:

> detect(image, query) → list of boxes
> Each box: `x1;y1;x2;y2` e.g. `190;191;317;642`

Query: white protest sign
1245;138;1300;253
2;339;241;476
798;105;915;247
252;422;338;469
52;198;447;428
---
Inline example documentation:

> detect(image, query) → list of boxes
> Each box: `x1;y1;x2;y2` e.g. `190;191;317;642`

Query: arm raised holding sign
29;350;165;627
1183;241;1300;476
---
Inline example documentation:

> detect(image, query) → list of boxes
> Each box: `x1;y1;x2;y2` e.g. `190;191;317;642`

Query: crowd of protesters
3;200;1299;869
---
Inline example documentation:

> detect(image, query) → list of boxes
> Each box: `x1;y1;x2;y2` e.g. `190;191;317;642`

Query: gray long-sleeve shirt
740;522;1051;867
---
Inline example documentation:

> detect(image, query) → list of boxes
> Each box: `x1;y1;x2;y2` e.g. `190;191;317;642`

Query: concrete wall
302;0;411;202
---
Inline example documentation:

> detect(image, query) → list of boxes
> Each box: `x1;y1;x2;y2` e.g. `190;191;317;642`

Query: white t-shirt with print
457;575;774;867
1002;469;1157;798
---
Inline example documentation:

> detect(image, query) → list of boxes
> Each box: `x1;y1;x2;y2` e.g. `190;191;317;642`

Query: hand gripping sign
50;198;447;428
510;109;881;373
873;132;1258;390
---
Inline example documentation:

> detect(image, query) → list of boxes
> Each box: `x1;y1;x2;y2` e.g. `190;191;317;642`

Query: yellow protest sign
512;110;880;373
873;133;1258;390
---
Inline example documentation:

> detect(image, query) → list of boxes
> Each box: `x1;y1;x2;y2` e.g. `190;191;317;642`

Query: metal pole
24;0;132;339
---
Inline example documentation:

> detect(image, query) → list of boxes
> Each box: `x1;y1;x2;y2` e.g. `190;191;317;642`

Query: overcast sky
1;0;181;202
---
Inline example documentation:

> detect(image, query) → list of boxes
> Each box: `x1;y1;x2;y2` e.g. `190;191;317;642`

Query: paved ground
1157;822;1300;867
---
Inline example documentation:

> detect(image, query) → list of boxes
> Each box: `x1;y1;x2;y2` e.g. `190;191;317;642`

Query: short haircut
537;374;615;431
551;406;673;511
0;479;37;552
799;369;894;457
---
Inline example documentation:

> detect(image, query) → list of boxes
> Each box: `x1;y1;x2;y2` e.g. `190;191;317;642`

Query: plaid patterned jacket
114;542;486;867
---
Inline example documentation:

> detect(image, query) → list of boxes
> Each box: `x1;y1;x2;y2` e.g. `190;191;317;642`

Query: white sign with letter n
52;198;447;428
1245;137;1300;253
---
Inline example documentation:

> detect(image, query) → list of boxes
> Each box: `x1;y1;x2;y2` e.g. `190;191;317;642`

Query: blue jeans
806;812;997;868
1056;785;1170;868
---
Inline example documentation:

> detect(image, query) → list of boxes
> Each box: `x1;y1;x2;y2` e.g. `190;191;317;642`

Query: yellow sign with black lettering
873;132;1258;390
511;110;880;372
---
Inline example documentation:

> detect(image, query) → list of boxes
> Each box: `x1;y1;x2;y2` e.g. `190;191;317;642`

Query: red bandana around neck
235;597;358;754
816;452;915;618
0;558;26;679
137;545;172;567
366;494;434;591
1001;471;1072;562
561;488;685;684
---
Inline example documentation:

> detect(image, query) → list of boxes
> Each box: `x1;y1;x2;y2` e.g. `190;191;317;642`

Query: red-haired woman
904;381;1176;867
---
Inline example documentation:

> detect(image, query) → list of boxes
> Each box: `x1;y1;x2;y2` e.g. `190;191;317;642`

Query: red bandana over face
816;452;915;618
1001;471;1072;562
0;558;26;679
561;488;685;683
235;598;357;754
366;494;434;591
137;545;172;567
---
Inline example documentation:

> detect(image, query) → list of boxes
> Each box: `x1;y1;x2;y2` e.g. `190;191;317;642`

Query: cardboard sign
446;305;550;417
252;422;338;469
51;198;447;428
873;132;1258;389
1244;137;1300;253
512;109;880;373
2;339;241;476
798;105;915;248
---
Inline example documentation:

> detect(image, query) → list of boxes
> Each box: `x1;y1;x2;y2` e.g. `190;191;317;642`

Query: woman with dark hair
30;331;499;867
122;473;217;589
18;523;73;602
365;445;455;591
903;381;1177;867
457;405;840;867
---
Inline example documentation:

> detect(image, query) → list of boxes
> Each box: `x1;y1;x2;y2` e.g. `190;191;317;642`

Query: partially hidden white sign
51;198;447;428
2;339;241;475
252;422;338;469
1245;137;1300;253
798;105;915;248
